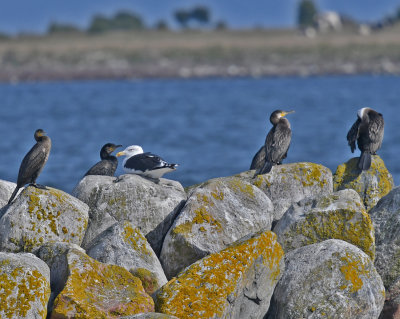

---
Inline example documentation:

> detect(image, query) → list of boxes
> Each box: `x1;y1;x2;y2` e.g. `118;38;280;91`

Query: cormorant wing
368;112;385;145
84;159;117;176
347;118;361;153
18;144;47;182
266;125;292;164
250;146;266;170
125;152;167;172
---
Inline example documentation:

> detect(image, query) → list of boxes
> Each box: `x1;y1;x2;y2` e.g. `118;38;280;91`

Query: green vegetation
298;0;318;28
88;11;144;33
48;22;81;34
174;6;211;28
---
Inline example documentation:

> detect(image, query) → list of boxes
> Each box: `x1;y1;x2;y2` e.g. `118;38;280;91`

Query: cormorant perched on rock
347;107;384;171
84;143;122;177
116;145;178;179
8;129;52;205
252;110;294;176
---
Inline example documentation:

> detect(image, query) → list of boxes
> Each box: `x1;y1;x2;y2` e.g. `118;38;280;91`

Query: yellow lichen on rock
122;222;152;257
156;231;284;318
333;156;394;211
339;252;372;293
0;267;50;319
51;249;154;318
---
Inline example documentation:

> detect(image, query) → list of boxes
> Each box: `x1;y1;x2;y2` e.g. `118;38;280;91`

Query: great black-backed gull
84;143;122;177
8;129;52;205
116;145;178;179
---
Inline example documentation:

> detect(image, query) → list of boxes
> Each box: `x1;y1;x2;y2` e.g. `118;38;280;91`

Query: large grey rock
0;179;18;208
86;221;167;295
370;186;400;288
238;162;333;221
273;189;375;260
156;230;284;319
121;314;179;319
369;186;400;317
160;176;274;278
379;277;400;319
333;156;394;211
46;247;155;318
0;252;51;319
267;239;385;319
36;242;86;314
0;186;89;253
72;175;186;254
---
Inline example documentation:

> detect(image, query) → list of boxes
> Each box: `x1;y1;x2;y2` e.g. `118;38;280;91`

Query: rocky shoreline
0;155;398;318
2;29;400;83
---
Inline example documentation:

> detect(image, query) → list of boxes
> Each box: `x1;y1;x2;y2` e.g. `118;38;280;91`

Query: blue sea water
0;75;399;193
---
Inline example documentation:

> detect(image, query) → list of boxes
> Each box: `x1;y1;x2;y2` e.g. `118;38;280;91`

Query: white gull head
116;145;144;158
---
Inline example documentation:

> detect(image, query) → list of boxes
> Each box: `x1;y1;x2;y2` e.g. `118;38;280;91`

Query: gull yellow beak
116;151;125;157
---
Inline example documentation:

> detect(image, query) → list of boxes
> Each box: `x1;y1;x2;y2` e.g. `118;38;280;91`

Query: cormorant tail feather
7;185;20;205
358;152;371;171
255;161;273;176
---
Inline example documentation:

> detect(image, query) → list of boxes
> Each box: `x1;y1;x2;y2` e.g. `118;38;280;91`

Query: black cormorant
347;107;384;171
8;129;52;205
116;145;178;179
84;143;122;177
252;110;294;175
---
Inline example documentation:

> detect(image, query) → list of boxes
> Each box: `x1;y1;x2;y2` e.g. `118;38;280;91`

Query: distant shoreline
1;29;400;83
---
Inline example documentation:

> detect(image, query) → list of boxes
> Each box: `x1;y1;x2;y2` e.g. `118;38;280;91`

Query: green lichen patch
333;156;394;211
0;263;50;319
156;231;284;318
51;249;154;318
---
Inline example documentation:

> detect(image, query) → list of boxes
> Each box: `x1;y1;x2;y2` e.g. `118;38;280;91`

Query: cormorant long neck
35;136;51;146
279;118;291;129
100;148;113;160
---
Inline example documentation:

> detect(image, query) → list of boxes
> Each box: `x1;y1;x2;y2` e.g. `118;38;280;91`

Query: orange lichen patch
0;265;50;319
156;231;284;318
51;250;154;318
339;253;371;293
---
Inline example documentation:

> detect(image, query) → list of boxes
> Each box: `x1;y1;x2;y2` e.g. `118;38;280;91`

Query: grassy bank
1;27;400;82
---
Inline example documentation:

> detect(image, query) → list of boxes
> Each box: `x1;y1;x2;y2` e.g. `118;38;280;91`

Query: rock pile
0;157;395;318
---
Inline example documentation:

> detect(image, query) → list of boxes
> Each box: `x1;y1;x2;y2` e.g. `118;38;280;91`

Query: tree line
48;6;227;35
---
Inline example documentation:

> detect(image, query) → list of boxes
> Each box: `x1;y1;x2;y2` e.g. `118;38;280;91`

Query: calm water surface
0;75;399;193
